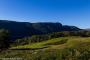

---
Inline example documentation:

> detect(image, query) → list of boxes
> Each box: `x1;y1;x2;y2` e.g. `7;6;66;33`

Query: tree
0;29;10;50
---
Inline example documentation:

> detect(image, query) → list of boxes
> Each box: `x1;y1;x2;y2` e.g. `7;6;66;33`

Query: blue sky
0;0;89;28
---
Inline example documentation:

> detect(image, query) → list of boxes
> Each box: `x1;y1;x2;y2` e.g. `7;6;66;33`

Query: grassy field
11;37;90;50
11;37;68;49
0;37;90;60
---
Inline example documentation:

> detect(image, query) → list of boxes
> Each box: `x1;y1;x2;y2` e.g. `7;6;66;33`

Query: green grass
0;37;90;60
28;37;90;60
11;37;90;50
11;37;68;49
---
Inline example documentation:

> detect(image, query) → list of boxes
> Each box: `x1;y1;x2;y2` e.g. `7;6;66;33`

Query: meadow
0;37;90;60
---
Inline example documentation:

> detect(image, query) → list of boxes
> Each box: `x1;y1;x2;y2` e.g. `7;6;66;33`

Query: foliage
0;29;10;50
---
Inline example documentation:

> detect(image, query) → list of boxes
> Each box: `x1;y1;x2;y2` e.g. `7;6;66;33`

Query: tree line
13;30;90;46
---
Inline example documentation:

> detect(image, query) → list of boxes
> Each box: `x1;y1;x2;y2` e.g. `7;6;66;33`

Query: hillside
0;37;90;60
0;20;80;39
0;20;89;60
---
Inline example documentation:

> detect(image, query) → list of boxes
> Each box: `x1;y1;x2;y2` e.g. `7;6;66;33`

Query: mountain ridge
0;20;81;39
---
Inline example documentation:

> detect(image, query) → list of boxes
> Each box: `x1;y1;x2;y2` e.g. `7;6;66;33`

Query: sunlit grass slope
0;37;90;60
11;37;90;50
11;37;68;49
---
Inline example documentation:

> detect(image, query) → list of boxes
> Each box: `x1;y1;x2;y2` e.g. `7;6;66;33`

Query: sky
0;0;89;28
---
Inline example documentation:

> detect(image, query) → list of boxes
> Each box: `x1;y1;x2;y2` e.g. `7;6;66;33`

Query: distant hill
84;28;90;31
0;20;80;39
